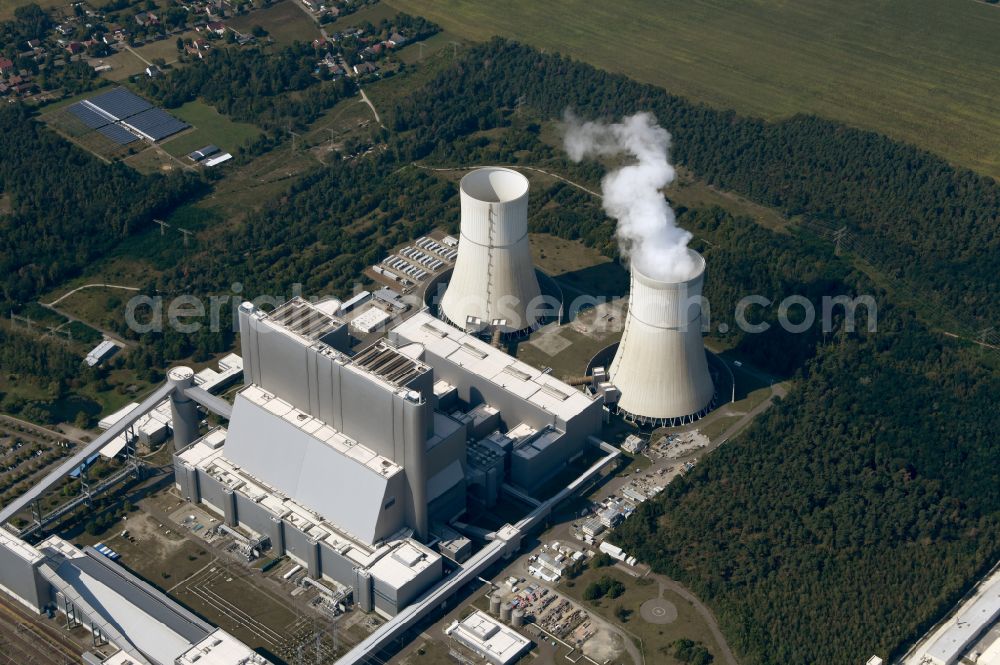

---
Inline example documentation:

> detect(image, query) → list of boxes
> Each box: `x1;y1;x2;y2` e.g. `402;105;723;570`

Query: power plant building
173;294;602;616
390;311;603;492
0;530;270;664
609;249;715;426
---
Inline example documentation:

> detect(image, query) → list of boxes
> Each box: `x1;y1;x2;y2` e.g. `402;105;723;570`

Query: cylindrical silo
500;602;513;624
512;609;525;628
439;167;543;334
609;250;715;426
489;593;502;616
168;366;199;451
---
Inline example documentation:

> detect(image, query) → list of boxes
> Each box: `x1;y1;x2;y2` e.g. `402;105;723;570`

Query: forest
138;43;357;130
392;39;1000;332
618;209;999;663
0;105;202;311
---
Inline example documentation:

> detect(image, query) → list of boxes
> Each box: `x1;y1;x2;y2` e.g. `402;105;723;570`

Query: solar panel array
68;103;111;129
85;87;152;120
123;107;189;141
70;87;189;144
98;123;139;145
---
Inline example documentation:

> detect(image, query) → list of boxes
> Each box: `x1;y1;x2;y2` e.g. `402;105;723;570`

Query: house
206;21;225;35
145;64;161;77
134;11;158;26
65;42;84;55
312;37;327;49
25;39;41;50
388;32;407;47
13;81;36;96
0;58;13;75
353;61;378;75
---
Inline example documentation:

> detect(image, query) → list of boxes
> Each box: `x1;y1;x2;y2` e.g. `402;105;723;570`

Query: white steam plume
563;111;696;282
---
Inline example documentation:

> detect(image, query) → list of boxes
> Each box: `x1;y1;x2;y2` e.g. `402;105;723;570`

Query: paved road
713;380;786;447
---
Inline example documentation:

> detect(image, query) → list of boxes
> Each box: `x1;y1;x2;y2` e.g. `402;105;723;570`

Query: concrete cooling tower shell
609;250;715;426
439;167;543;334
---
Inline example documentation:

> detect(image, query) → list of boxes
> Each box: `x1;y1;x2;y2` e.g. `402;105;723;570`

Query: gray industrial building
390;311;603;492
171;295;602;617
0;530;268;664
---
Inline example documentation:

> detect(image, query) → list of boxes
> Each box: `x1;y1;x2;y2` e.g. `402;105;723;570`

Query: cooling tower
609;250;715;426
439;167;543;334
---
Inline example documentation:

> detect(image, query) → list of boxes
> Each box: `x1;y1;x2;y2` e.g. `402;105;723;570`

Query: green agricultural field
161;99;263;156
228;0;320;47
386;0;1000;179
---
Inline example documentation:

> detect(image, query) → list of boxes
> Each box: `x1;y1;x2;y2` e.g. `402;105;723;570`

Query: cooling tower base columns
612;397;716;429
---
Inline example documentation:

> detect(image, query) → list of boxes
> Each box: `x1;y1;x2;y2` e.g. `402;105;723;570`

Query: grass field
132;36;188;63
0;0;65;20
386;0;1000;179
123;146;184;174
561;567;724;665
90;50;148;81
161;100;263;156
229;0;320;47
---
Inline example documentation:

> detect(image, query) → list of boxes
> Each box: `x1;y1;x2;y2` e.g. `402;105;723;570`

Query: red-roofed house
207;21;225;36
0;58;13;75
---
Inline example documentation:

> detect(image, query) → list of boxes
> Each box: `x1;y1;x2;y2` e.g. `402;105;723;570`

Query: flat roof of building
38;536;212;664
353;339;429;387
263;297;346;342
367;541;438;590
447;610;531;665
176;629;272;664
0;530;43;564
392;312;595;423
926;574;1000;663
